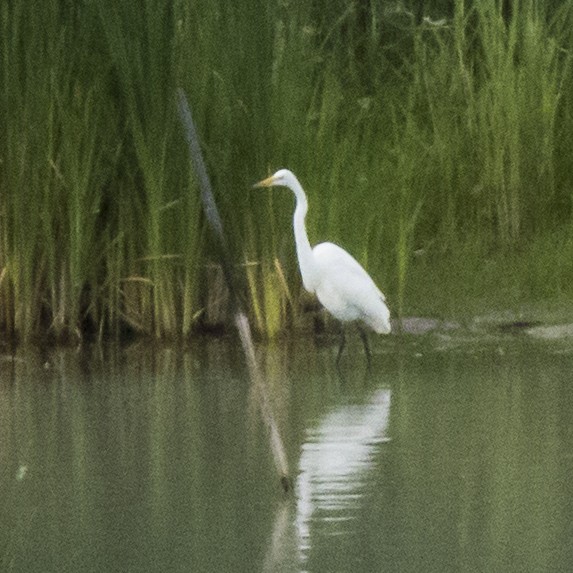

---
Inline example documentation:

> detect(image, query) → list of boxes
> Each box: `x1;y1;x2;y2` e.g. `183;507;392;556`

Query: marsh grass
1;0;573;341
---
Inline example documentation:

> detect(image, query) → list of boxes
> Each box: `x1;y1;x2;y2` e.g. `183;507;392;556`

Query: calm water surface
1;332;572;572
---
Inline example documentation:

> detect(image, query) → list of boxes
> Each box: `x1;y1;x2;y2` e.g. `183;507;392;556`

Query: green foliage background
1;0;573;341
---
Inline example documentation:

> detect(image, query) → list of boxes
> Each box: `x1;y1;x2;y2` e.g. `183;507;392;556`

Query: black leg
336;327;346;367
358;326;372;369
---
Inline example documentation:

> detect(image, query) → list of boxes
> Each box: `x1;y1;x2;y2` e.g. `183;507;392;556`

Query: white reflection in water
296;388;391;562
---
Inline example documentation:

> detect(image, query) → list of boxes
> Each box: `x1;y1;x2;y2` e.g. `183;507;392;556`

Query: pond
1;329;573;572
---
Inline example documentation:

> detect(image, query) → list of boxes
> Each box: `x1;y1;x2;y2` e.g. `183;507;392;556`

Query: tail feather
364;298;391;334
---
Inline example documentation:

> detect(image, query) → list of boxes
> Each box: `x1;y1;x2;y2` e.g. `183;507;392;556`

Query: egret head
253;169;294;189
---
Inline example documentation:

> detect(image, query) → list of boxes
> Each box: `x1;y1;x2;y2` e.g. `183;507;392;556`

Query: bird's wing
312;242;386;301
312;242;391;333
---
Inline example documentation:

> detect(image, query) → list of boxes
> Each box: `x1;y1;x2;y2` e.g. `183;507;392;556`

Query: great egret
254;169;391;365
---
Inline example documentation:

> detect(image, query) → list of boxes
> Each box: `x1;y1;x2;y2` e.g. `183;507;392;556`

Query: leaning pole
176;89;291;493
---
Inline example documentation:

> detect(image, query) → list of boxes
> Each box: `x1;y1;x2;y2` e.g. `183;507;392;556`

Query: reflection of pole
176;89;291;492
262;500;298;573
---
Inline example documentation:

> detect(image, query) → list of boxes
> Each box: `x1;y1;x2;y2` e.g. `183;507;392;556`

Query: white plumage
254;169;390;361
311;242;390;334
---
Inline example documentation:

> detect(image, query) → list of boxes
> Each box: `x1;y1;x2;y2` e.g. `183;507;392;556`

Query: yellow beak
253;175;275;188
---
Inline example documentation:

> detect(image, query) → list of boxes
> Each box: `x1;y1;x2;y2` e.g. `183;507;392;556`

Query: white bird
254;169;391;365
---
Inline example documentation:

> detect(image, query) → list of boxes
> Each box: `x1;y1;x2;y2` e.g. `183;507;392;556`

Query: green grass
1;0;573;342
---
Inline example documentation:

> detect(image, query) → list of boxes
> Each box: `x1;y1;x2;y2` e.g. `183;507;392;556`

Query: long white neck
289;175;318;292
